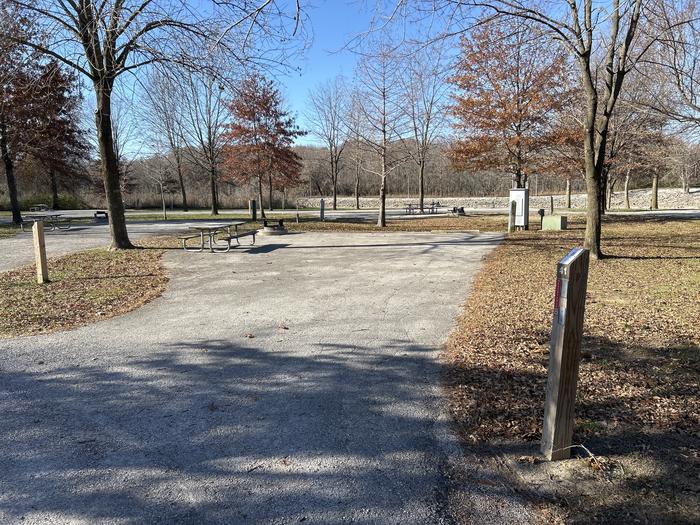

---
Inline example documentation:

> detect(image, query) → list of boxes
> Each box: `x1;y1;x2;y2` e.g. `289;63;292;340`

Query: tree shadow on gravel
0;338;526;524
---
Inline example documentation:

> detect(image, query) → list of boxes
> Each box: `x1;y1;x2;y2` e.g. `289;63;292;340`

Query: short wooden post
542;247;590;460
549;195;554;215
320;198;325;222
33;221;49;284
249;199;257;221
507;200;516;233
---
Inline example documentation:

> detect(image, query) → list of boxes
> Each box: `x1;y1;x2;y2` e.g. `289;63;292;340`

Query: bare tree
399;43;449;212
306;76;349;210
354;41;408;226
7;0;304;248
179;70;231;215
143;69;189;211
390;0;689;258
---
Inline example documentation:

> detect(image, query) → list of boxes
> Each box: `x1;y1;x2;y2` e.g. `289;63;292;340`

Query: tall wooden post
549;195;554;215
320;198;325;222
249;199;257;221
542;247;589;460
507;200;516;233
33;221;49;284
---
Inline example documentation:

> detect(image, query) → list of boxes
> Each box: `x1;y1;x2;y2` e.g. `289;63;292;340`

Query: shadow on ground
0;337;524;524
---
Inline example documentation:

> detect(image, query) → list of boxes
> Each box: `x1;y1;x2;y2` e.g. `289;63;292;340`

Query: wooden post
33;221;49;284
542;247;589;460
507;200;516;233
549;195;554;215
296;202;300;224
320;198;325;222
249;199;257;221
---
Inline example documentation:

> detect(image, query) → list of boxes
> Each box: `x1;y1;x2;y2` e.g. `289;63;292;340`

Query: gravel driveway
0;231;534;524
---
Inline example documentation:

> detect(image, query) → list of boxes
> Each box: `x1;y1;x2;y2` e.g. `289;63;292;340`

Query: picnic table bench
178;222;256;253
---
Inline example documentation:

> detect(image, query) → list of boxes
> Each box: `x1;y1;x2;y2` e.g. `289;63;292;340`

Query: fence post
507;200;516;233
33;221;49;284
541;247;590;460
249;199;257;221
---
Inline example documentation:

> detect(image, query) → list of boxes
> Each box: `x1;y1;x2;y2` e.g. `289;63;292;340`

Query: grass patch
0;248;168;338
0;224;18;238
445;216;700;523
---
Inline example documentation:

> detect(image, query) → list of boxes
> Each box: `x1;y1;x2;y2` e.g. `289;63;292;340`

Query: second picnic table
179;222;256;253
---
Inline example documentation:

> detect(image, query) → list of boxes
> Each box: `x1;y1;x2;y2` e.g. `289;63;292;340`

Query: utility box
509;188;529;229
542;215;567;231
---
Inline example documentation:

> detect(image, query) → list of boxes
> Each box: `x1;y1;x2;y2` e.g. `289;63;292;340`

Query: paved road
0;222;201;272
0;231;534;524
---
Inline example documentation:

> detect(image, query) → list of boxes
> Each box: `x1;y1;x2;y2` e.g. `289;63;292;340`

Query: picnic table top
187;222;245;232
25;213;62;220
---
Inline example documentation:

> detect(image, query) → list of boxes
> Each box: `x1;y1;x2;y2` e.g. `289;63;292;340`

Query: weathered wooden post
33;221;49;284
542;247;590;460
549;195;554;215
296;202;300;224
320;198;325;222
507;200;516;233
249;199;257;221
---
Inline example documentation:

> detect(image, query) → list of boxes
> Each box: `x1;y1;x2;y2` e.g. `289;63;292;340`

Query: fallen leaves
0;247;168;338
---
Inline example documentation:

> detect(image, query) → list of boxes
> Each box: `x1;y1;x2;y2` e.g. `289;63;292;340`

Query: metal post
542;247;590;460
320;198;325;222
33;221;49;284
507;200;516;233
249;199;257;221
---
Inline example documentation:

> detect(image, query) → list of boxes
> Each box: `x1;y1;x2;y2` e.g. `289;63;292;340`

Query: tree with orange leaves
450;18;573;189
223;73;304;217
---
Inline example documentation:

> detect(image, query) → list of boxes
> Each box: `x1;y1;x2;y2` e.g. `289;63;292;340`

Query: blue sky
280;2;374;145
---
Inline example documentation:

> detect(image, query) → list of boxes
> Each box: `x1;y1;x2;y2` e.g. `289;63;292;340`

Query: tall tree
223;73;304;218
143;69;189;211
306;76;348;211
393;0;688;258
353;41;407;227
7;0;305;248
179;70;230;215
400;43;449;212
449;18;572;190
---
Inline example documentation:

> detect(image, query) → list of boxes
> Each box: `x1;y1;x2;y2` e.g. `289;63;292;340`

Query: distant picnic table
178;222;255;253
20;213;72;232
404;202;442;215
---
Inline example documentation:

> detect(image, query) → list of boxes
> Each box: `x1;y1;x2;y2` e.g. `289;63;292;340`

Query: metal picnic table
179;221;253;253
20;213;72;232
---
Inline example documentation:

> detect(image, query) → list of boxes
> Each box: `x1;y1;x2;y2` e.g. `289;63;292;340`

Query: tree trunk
209;165;219;215
49;168;60;210
599;168;608;215
565;178;571;209
175;153;188;211
282;187;286;210
377;175;387;227
651;169;659;210
355;162;361;210
331;156;338;211
160;185;167;220
607;177;615;210
0;119;22;224
258;173;266;219
268;174;273;211
624;169;631;209
94;81;133;248
418;161;425;213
